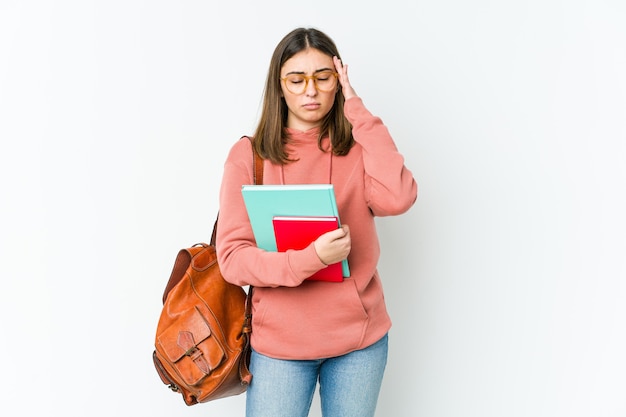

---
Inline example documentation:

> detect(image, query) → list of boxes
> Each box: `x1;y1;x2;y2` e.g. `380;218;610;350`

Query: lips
303;102;321;110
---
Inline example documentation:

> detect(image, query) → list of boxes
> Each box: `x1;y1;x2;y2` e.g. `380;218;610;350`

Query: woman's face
280;48;337;131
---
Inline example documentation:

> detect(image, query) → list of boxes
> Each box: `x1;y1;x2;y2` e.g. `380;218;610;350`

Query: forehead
281;48;334;74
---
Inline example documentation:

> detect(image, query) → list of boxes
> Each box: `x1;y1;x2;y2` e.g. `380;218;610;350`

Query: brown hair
252;28;354;164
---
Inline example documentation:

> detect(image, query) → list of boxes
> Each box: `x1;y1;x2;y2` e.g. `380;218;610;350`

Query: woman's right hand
314;224;351;265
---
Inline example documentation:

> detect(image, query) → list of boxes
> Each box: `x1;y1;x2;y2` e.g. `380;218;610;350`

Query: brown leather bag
153;140;262;405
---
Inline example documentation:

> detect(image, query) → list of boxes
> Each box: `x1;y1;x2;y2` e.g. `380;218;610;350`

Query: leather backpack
152;140;262;405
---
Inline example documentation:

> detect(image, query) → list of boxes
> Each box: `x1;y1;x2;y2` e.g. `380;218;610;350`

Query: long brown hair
252;28;354;164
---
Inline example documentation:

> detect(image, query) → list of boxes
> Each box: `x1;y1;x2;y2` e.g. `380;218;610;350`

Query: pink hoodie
216;97;417;360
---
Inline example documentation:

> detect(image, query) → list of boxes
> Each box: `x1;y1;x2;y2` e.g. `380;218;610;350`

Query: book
241;184;350;277
272;216;343;282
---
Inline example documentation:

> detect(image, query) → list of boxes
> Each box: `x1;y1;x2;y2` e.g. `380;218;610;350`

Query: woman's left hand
333;56;357;101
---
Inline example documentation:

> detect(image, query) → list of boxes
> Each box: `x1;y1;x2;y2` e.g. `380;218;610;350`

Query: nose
304;78;318;96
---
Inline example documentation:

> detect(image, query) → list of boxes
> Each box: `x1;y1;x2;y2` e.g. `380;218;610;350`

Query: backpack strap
211;136;261;341
251;137;264;186
210;136;263;245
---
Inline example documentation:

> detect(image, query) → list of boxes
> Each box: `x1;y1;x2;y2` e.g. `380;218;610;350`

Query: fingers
333;56;348;82
333;56;357;100
313;224;351;265
326;224;349;239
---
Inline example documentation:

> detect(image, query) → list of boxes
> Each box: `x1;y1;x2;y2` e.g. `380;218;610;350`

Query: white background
1;1;625;416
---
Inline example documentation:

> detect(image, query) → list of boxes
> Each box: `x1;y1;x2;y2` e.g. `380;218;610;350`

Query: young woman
216;27;417;417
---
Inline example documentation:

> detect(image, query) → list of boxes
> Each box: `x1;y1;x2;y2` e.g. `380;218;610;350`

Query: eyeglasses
280;71;338;95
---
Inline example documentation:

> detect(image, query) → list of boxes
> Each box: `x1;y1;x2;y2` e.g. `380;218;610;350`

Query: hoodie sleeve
344;97;418;216
215;138;328;287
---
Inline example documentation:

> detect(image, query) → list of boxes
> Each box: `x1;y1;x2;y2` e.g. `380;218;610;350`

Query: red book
272;216;343;282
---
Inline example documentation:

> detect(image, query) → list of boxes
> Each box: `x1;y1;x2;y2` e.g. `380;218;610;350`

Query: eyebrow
284;67;334;76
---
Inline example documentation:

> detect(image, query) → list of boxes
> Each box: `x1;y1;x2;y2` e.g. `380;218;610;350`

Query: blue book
241;184;350;277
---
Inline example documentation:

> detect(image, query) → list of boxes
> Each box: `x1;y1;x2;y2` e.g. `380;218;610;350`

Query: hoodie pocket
251;279;371;358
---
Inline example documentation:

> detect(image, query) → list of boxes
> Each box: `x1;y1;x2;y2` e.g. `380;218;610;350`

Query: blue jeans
246;334;388;417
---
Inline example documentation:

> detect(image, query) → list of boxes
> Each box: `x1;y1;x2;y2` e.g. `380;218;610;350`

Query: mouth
302;102;321;110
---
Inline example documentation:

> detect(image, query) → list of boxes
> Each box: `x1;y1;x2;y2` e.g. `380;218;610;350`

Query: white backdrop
1;1;625;416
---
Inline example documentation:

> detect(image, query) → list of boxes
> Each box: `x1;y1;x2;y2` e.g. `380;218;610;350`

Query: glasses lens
284;75;307;94
314;71;337;92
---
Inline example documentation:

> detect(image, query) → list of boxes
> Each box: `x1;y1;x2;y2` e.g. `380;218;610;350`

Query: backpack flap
157;307;226;386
